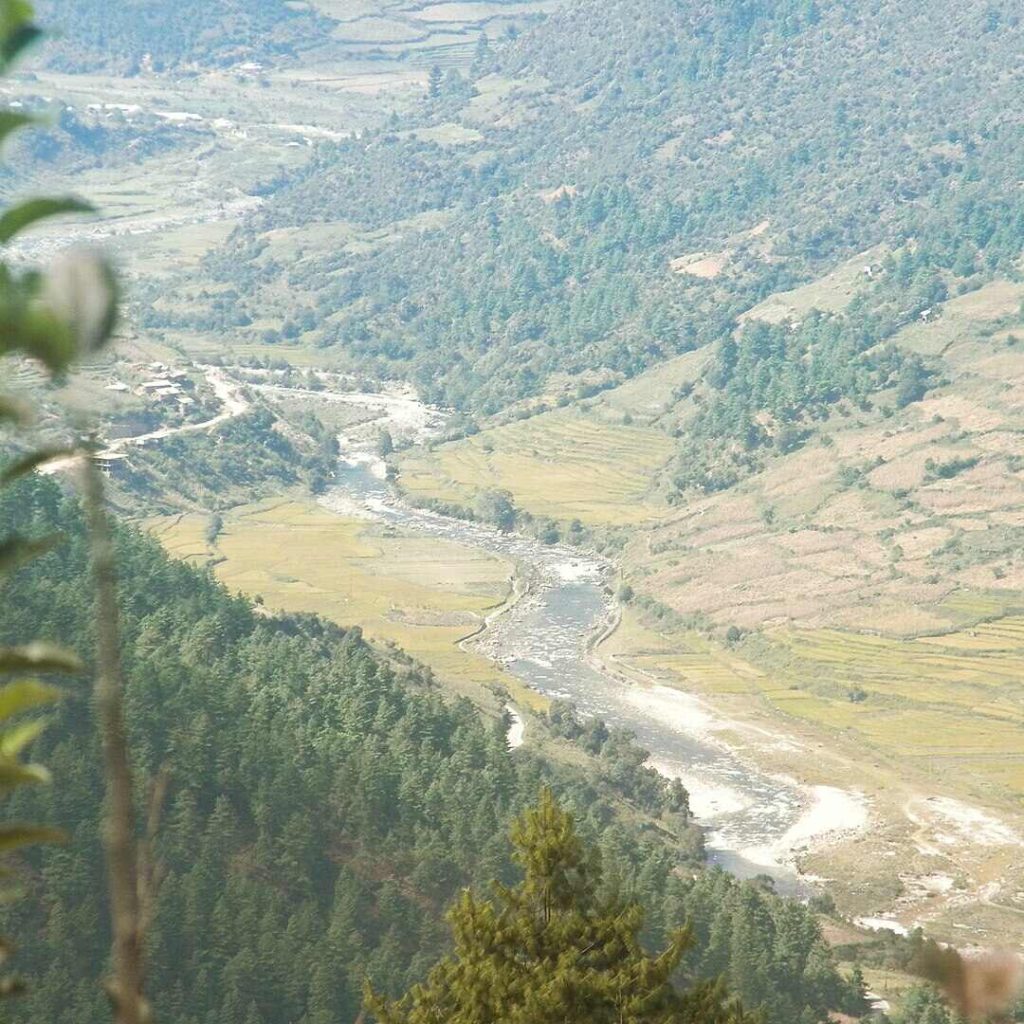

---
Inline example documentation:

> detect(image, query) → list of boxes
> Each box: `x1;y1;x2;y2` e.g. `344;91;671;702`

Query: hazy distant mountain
35;0;333;70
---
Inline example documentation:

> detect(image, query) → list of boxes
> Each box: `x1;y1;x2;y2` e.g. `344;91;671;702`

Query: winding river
323;452;830;895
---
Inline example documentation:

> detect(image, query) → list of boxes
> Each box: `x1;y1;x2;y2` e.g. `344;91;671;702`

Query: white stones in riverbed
505;705;525;750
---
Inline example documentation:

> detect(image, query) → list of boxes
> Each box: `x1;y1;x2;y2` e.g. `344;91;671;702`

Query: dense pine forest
0;474;860;1024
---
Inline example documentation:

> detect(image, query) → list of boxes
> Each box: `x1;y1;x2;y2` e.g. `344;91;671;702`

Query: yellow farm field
597;608;763;696
748;622;1024;800
399;408;674;525
600;605;1024;802
147;500;545;708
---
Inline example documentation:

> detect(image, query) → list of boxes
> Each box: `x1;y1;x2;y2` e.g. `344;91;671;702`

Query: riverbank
138;368;1024;946
237;373;1024;938
589;630;871;882
592;605;1024;946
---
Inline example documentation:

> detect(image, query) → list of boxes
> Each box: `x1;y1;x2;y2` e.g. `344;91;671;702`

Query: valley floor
390;275;1024;950
102;354;1024;952
596;607;1024;948
16;12;1024;958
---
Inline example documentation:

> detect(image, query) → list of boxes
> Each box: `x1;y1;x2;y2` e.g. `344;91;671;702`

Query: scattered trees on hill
193;0;1024;428
35;0;328;70
670;310;917;495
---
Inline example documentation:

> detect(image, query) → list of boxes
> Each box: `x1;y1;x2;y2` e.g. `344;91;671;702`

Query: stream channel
324;452;816;894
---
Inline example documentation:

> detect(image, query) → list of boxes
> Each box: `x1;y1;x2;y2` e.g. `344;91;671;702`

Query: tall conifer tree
367;790;756;1024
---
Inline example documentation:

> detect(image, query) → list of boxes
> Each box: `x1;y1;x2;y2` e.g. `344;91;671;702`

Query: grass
168;333;343;367
599;607;763;695
598;593;1024;803
463;72;552;128
332;18;427;44
592;348;710;422
889;280;1024;356
859;967;921;1009
404;123;483;145
750;623;1024;782
398;407;675;525
146;499;547;710
411;1;560;23
601;603;1024;943
740;245;887;324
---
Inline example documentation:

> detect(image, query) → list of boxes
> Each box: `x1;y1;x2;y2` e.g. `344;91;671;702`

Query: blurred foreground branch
81;455;149;1024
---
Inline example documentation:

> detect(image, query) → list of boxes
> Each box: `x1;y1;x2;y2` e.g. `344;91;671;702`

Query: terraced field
602;604;1024;803
739;246;888;325
625;280;1024;635
391;266;1024;813
599;609;763;693
398;407;675;525
320;0;565;71
751;621;1024;799
598;604;1024;941
146;498;544;707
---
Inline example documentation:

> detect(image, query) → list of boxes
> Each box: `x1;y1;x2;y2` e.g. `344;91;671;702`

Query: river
322;449;859;895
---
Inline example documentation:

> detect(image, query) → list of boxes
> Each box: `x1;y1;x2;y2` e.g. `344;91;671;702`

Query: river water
324;455;816;893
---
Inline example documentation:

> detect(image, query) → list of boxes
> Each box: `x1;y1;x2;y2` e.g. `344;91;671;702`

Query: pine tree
366;790;755;1024
470;33;492;78
427;65;442;100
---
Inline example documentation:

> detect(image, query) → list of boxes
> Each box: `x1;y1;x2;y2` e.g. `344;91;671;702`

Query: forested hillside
34;0;332;70
187;0;1024;420
0;474;856;1024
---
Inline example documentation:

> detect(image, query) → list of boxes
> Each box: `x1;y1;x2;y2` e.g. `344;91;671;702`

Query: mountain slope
35;0;333;70
394;262;1024;944
183;0;1024;412
0;474;853;1024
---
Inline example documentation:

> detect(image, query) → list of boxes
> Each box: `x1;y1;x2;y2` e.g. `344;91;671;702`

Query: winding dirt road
41;365;250;475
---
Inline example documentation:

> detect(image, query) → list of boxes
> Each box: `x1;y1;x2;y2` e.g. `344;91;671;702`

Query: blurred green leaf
0;110;33;146
0;824;63;852
0;644;82;675
0;719;45;758
0;197;93;245
1;22;40;65
0;0;33;27
0;306;76;373
42;249;118;354
0;4;97;999
0;0;39;72
0;534;58;574
0;680;61;720
0;761;48;791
